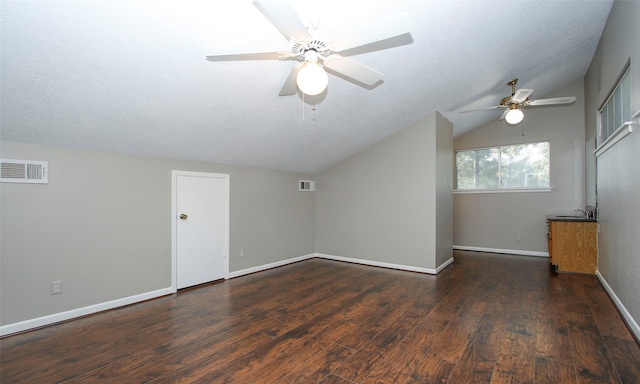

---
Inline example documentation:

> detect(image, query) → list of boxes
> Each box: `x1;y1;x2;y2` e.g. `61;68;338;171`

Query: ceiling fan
460;79;577;125
206;0;414;96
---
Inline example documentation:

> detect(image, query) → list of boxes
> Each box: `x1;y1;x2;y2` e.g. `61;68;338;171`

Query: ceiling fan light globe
505;109;524;125
296;62;328;96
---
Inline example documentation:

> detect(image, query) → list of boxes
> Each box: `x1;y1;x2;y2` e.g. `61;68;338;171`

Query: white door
175;172;228;289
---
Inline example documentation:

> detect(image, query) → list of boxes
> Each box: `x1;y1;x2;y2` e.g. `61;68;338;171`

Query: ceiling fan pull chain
312;96;317;121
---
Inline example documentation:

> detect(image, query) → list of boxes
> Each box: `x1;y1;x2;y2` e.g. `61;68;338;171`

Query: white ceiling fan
460;79;577;124
206;0;414;96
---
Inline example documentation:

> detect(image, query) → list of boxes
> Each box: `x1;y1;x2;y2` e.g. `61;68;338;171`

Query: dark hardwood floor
1;251;639;383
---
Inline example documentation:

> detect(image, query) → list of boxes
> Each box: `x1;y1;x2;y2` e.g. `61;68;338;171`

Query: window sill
454;188;553;195
595;120;634;158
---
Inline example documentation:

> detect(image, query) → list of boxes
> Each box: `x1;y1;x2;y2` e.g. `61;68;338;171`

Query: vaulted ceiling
1;0;613;173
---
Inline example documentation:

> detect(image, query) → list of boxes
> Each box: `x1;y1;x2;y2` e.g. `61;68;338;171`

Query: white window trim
594;120;634;157
455;141;550;192
454;187;553;195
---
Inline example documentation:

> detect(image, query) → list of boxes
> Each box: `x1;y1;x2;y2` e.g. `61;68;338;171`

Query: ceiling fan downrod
507;78;518;96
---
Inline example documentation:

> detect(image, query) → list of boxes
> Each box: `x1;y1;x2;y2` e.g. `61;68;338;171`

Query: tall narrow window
599;67;631;145
456;142;550;191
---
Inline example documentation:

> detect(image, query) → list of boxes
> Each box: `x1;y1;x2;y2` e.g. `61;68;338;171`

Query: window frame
454;141;552;194
596;64;632;157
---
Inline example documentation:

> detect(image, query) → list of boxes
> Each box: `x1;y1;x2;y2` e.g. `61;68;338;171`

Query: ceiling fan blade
323;55;383;86
459;105;504;113
279;64;303;96
206;51;294;61
510;89;534;103
528;96;577;106
253;0;311;41
329;13;414;52
499;109;509;121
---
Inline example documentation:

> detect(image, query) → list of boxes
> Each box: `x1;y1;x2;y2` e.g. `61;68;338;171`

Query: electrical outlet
51;281;63;295
239;249;244;258
516;234;522;242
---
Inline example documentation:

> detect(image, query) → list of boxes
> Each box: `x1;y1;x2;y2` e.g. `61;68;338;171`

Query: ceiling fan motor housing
291;40;329;60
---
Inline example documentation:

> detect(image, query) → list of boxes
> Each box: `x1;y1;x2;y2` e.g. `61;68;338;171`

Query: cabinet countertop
546;216;597;222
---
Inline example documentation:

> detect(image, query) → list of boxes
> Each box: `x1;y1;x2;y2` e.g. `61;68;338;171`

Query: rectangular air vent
1;159;48;184
299;180;315;191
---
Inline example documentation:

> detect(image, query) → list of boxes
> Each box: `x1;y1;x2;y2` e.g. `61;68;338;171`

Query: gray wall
1;141;315;325
453;78;586;254
315;111;453;270
584;0;640;334
435;112;454;266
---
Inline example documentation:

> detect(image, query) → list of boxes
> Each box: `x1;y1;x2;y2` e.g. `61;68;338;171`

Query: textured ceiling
1;0;613;173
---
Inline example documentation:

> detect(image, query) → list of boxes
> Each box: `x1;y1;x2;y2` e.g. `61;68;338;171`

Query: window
599;66;631;145
456;142;550;191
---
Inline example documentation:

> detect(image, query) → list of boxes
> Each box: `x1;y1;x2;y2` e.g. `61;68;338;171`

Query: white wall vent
299;180;315;191
1;159;48;184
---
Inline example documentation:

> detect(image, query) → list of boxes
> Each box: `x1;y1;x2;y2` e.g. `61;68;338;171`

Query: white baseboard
227;253;316;279
436;257;455;273
453;245;549;258
596;271;640;341
2;253;317;336
315;253;453;275
228;253;454;278
1;252;454;336
0;287;175;337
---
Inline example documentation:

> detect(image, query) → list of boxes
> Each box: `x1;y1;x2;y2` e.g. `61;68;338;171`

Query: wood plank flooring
1;251;639;383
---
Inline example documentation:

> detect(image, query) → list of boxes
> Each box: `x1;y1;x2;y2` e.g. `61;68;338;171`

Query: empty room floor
1;251;639;383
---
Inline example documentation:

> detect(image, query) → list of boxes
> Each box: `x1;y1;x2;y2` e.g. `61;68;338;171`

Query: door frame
171;170;230;292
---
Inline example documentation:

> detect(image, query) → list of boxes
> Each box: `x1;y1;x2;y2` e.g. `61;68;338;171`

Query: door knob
179;214;188;220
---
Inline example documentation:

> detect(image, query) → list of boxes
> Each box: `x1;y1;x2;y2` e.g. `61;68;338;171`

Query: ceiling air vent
1;159;48;184
299;180;315;191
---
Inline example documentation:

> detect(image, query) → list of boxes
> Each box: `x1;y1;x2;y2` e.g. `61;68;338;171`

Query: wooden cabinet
547;220;597;274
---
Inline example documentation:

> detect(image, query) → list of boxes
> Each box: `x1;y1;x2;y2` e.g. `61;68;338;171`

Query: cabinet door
552;221;597;274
